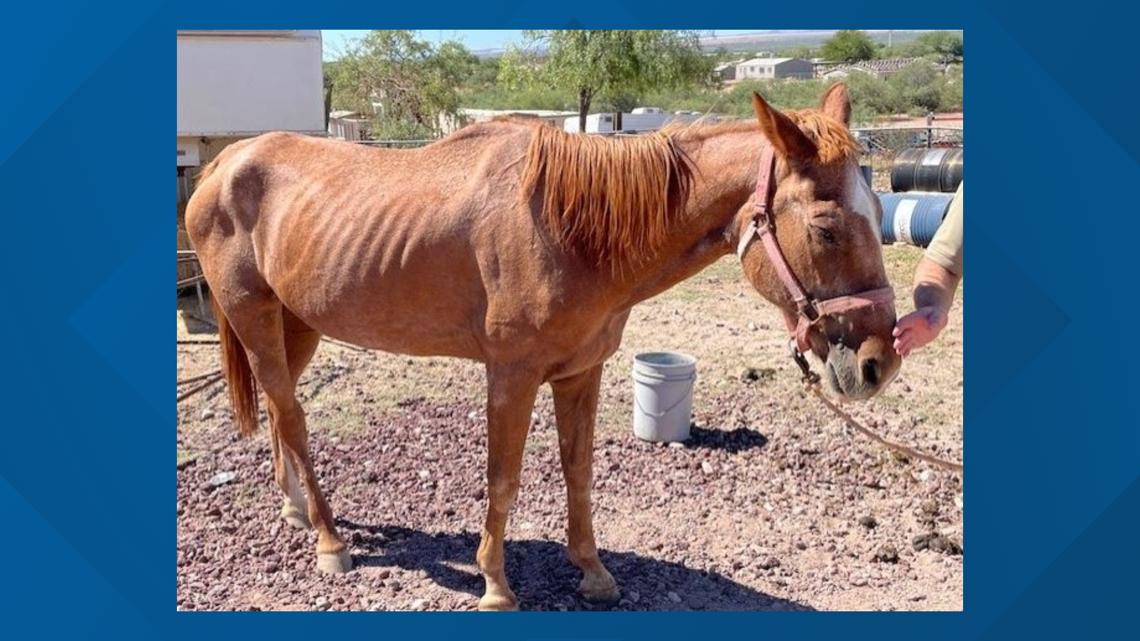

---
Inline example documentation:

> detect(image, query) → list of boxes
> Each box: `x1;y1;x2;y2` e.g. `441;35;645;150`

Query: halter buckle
797;298;820;323
788;340;820;385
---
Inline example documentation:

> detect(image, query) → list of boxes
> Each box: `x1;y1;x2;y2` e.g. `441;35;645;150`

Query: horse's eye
813;226;837;245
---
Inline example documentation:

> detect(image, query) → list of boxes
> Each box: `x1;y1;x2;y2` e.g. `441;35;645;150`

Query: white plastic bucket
632;352;697;442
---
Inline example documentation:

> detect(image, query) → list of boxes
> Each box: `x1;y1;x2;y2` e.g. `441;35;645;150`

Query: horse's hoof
316;549;353;574
579;573;620;604
477;592;519;611
281;502;311;530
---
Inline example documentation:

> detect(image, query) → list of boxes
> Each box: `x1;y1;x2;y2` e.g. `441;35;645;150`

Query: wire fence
354;139;434;149
353;127;964;155
852;127;964;155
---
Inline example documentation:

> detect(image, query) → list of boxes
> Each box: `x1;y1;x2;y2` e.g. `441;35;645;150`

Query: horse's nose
860;357;881;387
856;333;901;394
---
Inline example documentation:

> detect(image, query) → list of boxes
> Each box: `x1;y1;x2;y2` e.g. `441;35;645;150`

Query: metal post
195;279;206;318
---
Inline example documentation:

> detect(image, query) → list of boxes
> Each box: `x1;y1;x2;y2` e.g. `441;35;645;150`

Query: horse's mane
520;125;694;270
519;109;856;269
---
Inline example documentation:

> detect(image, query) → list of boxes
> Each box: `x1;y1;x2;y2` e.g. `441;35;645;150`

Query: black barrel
890;148;963;193
879;192;954;247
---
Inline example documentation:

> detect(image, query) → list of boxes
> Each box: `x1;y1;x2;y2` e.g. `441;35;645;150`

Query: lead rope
790;343;964;473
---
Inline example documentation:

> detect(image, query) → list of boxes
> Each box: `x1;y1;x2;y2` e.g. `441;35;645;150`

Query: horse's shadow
339;519;809;611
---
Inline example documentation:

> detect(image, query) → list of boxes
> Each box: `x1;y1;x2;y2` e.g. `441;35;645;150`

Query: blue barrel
878;192;953;247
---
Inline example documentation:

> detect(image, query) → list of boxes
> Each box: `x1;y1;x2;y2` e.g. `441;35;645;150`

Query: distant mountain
472;48;509;59
699;29;938;54
472;30;944;59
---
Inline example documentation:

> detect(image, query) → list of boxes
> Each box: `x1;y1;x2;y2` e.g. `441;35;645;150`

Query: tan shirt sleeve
925;182;963;276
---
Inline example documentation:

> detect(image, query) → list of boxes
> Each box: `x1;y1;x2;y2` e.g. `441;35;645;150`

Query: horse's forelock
783;109;861;164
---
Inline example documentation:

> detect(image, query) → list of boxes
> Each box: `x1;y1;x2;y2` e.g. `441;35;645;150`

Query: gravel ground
177;247;963;612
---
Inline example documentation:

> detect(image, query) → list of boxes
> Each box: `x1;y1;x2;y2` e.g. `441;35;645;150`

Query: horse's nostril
862;358;881;387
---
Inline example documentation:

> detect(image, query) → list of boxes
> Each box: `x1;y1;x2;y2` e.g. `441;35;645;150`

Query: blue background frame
2;1;1136;637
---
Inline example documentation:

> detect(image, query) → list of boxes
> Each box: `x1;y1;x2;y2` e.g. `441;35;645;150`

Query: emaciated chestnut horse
185;84;899;610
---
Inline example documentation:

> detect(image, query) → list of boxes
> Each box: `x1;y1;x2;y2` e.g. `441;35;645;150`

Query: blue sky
321;30;771;60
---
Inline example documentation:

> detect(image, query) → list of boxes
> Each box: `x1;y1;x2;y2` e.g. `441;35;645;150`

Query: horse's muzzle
824;335;899;400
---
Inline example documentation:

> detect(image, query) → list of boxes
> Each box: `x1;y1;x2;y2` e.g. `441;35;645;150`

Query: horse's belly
271;263;484;360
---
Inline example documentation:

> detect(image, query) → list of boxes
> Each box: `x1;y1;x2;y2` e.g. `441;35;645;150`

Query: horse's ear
820;82;851;126
751;91;816;163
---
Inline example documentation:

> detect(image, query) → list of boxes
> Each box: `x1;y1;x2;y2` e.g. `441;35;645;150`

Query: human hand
892;306;947;357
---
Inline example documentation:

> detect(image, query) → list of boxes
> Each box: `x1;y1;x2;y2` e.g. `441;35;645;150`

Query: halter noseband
736;144;895;355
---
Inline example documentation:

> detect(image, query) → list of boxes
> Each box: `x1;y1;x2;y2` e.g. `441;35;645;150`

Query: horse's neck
618;129;760;306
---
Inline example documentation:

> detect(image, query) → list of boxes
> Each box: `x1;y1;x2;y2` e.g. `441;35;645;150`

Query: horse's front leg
551;364;620;603
476;365;541;611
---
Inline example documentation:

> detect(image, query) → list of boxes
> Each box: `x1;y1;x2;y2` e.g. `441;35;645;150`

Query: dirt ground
176;244;963;612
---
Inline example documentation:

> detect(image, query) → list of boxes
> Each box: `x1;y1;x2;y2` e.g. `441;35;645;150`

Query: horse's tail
211;296;260;437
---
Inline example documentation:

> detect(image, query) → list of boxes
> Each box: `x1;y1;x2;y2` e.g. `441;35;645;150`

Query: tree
327;30;475;139
887;61;943;113
843;71;903;122
939;64;963;111
905;31;964;64
821;30;876;63
500;30;712;132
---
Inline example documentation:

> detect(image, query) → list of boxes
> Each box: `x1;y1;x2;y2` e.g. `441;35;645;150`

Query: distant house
733;57;813;81
714;60;741;82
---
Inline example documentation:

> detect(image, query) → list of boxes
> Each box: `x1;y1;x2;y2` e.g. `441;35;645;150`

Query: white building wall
177;30;325;136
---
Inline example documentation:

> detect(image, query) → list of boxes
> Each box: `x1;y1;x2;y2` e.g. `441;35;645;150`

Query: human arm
893;258;961;356
893;182;963;356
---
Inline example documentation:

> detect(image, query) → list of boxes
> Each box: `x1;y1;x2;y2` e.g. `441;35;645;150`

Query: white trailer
177;30;325;168
563;110;714;134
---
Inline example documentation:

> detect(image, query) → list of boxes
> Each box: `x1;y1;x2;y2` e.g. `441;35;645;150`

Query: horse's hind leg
551;364;619;603
224;296;351;573
269;317;322;530
270;427;310;529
